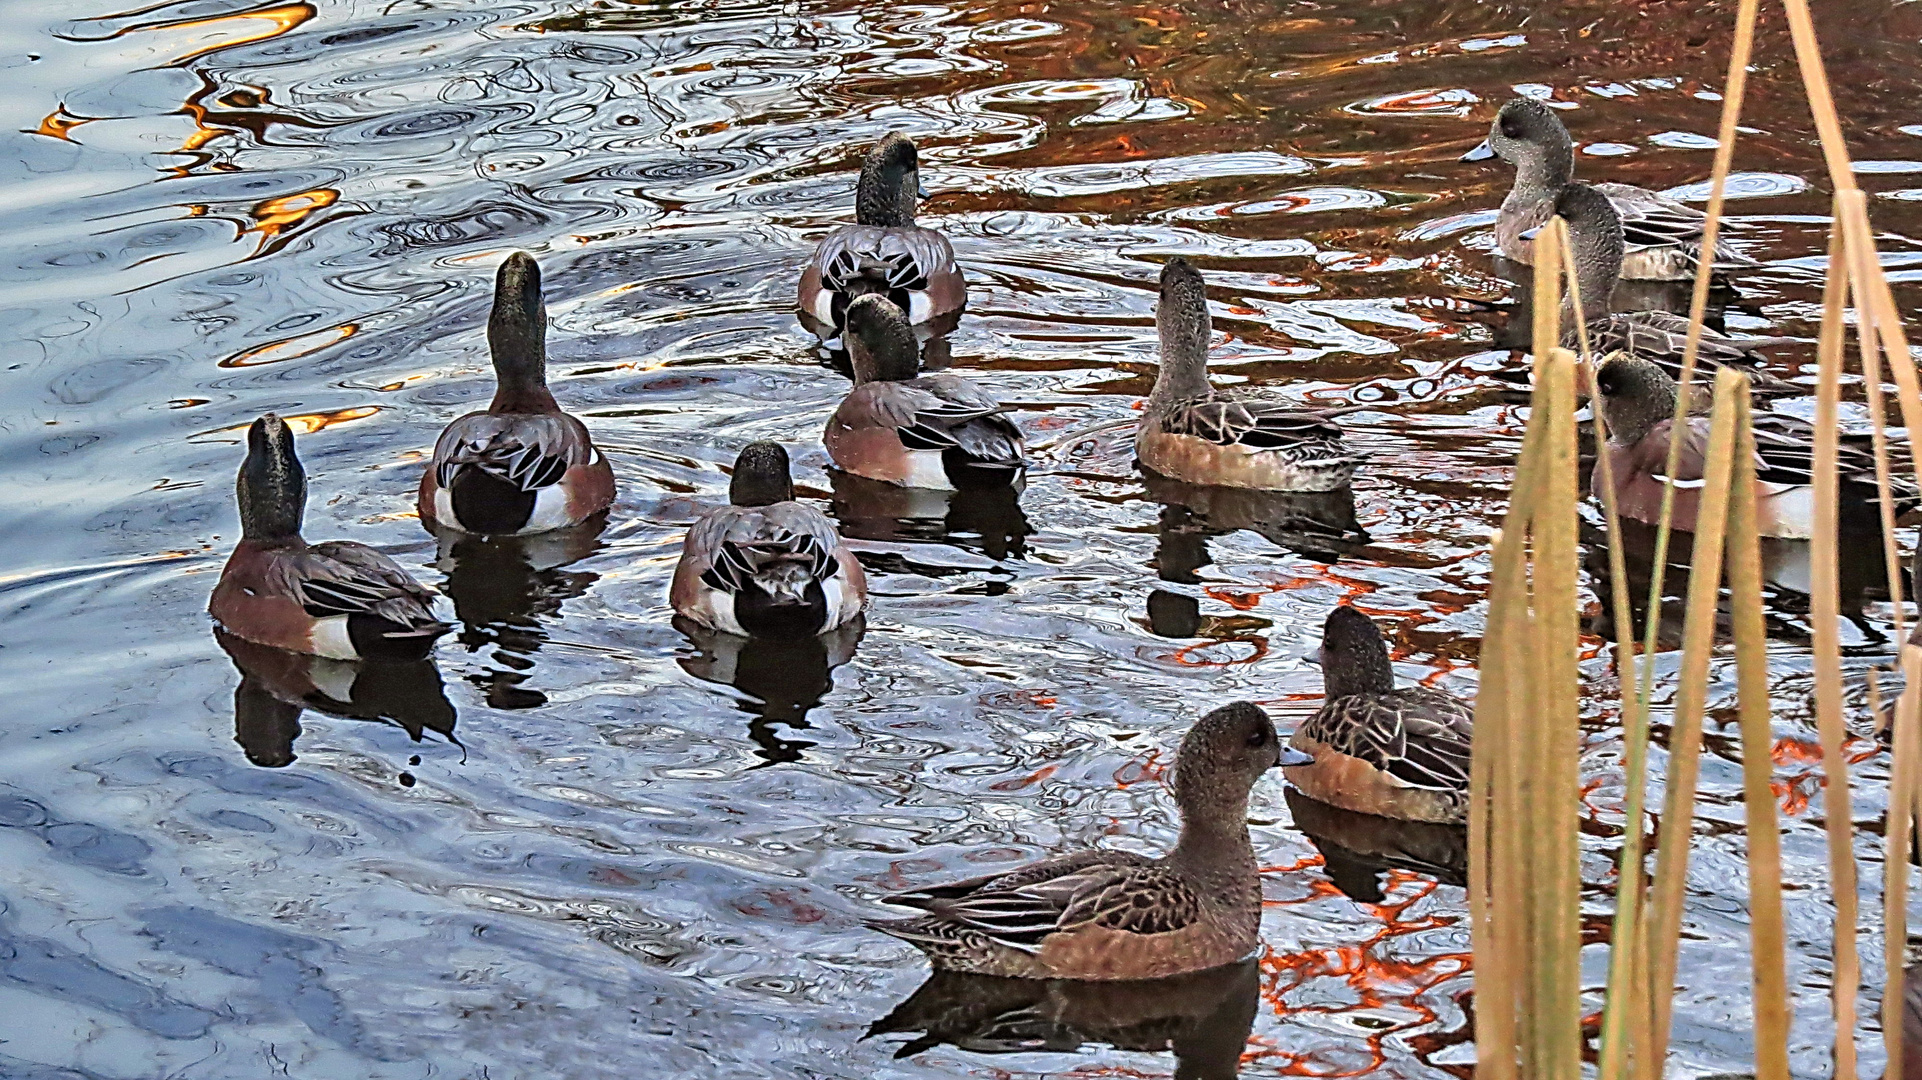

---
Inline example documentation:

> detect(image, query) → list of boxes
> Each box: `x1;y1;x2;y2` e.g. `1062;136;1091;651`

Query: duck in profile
1283;606;1472;825
866;702;1313;980
418;252;615;536
799;133;964;340
1591;352;1918;538
826;294;1024;490
1465;97;1757;281
670;441;868;638
1538;184;1795;393
211;415;448;661
1137;258;1357;492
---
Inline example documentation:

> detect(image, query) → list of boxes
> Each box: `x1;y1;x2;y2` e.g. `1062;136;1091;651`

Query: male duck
1540;184;1795;393
1465;96;1757;281
418;252;615;536
211;415;448;661
670;441;868;638
798;132;965;339
1283;606;1472;825
1138;258;1358;492
825;294;1024;489
1592;353;1917;538
866;701;1313;980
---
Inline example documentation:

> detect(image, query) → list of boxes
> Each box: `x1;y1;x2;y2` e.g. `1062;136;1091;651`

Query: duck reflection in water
829;468;1030;562
1146;472;1369;585
432;517;605;709
674;617;863;766
867;958;1259;1080
1285;788;1466;905
217;629;457;769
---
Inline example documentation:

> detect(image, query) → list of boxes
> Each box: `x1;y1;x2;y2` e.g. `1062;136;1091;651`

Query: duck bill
1518;223;1543;242
1275;746;1316;768
1461;140;1496;162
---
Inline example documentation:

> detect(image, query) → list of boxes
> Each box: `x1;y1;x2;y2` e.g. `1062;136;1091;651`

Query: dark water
6;0;1922;1075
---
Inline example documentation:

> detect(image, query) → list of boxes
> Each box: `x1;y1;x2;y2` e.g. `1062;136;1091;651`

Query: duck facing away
1544;184;1795;395
670;441;868;639
418;252;615;536
1592;353;1917;538
1283;606;1472;825
1137;258;1357;492
1465;97;1756;281
866;701;1312;980
826;294;1025;490
212;415;448;661
798;133;965;339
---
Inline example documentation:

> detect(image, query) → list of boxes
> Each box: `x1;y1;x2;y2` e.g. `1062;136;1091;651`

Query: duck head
730;441;796;508
237;413;307;542
1464;98;1574;194
855;133;923;228
1593;352;1681;446
1152;257;1216;406
1319;605;1396;700
845;294;920;385
488;251;555;411
1171;702;1310;816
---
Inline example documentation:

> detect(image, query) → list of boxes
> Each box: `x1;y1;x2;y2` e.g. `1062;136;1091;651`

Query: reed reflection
829;470;1030;562
1145;473;1368;584
433;517;604;709
217;629;457;769
674;616;864;766
1285;788;1466;905
867;958;1259;1080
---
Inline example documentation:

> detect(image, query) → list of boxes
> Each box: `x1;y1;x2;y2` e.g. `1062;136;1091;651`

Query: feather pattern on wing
879;850;1199;952
270;542;443;630
1158;391;1355;460
682;502;847;595
431;413;592;492
852;375;1025;467
1592;182;1757;269
1297;689;1474;793
812;224;956;297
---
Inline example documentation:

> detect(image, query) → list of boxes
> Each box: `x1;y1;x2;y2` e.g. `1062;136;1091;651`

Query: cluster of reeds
1468;0;1922;1075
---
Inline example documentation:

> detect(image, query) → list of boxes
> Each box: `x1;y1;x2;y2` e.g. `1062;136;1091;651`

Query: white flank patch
694;585;748;637
907;290;934;324
521;485;574;534
309;616;358;661
432;487;465;532
821;575;854;630
812;289;838;328
901;449;956;491
1762;484;1816;540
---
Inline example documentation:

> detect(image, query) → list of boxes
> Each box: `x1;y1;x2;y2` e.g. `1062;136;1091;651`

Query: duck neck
488;283;557;414
238;451;305;542
1167;783;1257;875
1606;380;1679;447
1150;329;1214;411
856;161;916;228
1506;146;1573;215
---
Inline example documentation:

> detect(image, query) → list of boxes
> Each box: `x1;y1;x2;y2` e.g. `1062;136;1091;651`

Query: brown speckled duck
866;701;1312;980
798;133;965;339
211;415;447;661
418;252;615;536
1137;258;1358;492
1283;606;1472;825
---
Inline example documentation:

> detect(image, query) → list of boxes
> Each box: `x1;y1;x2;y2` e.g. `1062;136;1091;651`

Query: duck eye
1246;727;1269;747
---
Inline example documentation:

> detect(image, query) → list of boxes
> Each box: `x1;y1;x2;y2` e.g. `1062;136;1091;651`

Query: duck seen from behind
670;441;868;639
1283;606;1472;825
1465;97;1756;281
798;132;965;339
826;294;1025;490
212;415;448;661
418;252;615;536
866;702;1312;980
1137;258;1357;492
1591;352;1918;538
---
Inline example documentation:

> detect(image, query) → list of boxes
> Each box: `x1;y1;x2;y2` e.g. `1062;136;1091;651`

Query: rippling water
7;0;1922;1075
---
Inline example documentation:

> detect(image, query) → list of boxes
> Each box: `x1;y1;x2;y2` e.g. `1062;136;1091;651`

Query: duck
417;252;616;536
1591;352;1917;538
1282;606;1472;825
211;414;448;661
1535;184;1797;394
670;441;868;638
1464;96;1757;281
1137;257;1358;492
798;132;965;339
825;294;1024;490
865;701;1313;980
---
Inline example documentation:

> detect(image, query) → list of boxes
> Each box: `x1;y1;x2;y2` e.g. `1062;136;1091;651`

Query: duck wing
285;543;444;631
861;377;1025;468
1581;313;1799;395
431;413;590;492
814;224;957;296
879;850;1196;950
686;503;845;595
1162;394;1353;457
1302;690;1473;793
1593;182;1757;267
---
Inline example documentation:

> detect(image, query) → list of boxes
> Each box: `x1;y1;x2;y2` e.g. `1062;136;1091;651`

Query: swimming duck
1137;258;1358;492
1465;97;1757;281
825;294;1024;489
1592;353;1917;538
211;415;448;661
798;132;965;339
670;441;868;638
866;701;1313;980
1283;606;1472;825
418;252;616;536
1540;184;1795;394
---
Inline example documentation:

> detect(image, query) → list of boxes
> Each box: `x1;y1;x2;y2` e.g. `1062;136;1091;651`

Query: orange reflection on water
189;406;384;444
249;189;338;239
139;3;316;67
29;105;98;142
220;322;356;368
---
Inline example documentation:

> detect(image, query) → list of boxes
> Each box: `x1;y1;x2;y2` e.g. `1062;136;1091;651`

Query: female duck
1465;97;1755;281
212;415;447;661
798;133;965;339
1283;606;1472;825
1138;258;1357;492
670;442;867;638
1591;353;1916;537
418;252;615;536
826;294;1024;489
867;701;1313;980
